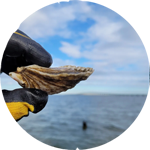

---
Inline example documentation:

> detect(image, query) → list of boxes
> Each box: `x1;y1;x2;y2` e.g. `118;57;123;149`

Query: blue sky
0;1;149;95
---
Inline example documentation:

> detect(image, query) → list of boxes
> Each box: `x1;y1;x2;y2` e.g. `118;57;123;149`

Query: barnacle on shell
9;65;94;95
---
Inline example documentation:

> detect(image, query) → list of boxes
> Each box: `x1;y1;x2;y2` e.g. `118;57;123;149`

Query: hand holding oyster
9;65;94;95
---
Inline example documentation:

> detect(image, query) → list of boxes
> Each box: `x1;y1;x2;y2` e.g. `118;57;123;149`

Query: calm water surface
18;95;146;149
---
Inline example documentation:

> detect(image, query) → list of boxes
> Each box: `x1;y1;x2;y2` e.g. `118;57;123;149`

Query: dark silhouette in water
83;121;87;130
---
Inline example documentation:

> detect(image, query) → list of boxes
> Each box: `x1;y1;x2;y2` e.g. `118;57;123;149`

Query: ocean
18;95;147;149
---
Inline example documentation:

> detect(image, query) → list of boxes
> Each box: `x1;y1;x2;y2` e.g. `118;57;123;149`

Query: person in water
1;30;53;121
83;121;87;130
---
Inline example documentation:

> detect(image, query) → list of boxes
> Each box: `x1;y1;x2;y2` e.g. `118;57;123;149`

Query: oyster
9;65;94;95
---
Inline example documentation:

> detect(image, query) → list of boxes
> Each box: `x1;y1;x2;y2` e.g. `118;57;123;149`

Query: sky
0;1;149;95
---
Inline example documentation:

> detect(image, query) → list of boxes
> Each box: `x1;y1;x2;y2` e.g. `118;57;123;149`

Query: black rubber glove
3;89;48;121
1;29;53;121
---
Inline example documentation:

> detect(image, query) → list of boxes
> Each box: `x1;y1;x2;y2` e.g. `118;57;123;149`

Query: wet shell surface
9;65;94;95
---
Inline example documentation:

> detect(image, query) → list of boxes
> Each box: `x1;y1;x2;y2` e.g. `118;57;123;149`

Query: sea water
18;95;146;149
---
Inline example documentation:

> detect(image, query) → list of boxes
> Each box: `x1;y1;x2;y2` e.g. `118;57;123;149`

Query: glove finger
3;88;48;121
24;42;53;68
0;43;53;74
0;22;52;74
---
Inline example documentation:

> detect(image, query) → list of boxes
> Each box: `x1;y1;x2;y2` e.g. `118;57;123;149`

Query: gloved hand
1;30;53;121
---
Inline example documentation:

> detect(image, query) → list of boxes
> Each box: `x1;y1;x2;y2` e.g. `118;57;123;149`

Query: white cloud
19;5;74;38
17;1;149;94
85;19;123;42
19;1;91;39
0;0;47;36
57;2;148;94
59;42;81;58
52;58;75;67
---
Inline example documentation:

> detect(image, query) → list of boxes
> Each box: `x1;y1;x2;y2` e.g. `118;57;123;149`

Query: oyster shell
9;65;94;95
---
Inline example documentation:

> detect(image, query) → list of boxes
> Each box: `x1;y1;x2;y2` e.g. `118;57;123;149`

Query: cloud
17;1;149;94
19;1;91;39
19;5;74;38
59;42;81;58
60;2;148;93
52;57;75;67
85;19;123;43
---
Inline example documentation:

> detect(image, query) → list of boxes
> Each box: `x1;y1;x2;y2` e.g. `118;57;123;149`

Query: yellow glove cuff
6;102;34;121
